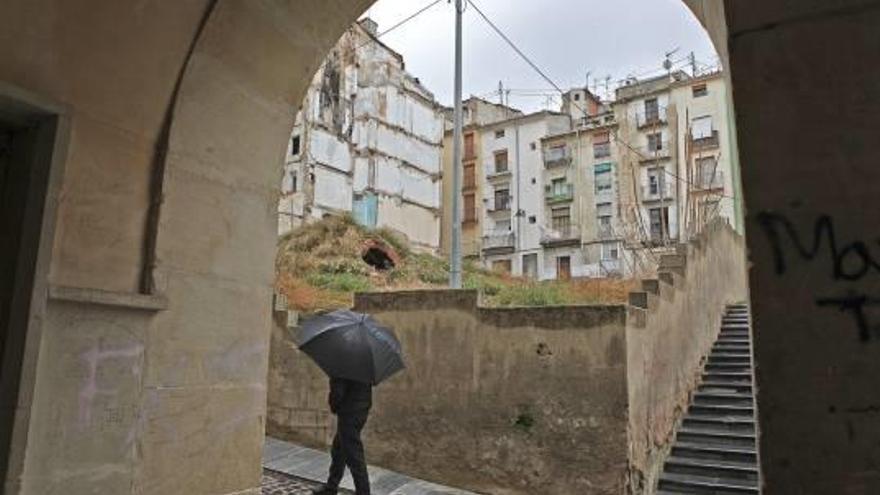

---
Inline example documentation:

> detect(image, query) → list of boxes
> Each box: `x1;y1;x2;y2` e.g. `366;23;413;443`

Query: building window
644;98;660;122
601;242;620;260
697;156;719;188
495;129;505;139
692;116;714;139
551;207;571;232
647;132;663;152
597;202;612;237
595;163;613;194
291;135;301;156
529;215;537;224
463;193;476;222
574;93;581;101
530;142;537;150
648;173;660;195
291;171;298;193
494;150;509;173
701;199;721;222
494;188;510;211
593;131;611;158
463;162;476;189
693;84;708;98
464;132;475;159
649;207;670;240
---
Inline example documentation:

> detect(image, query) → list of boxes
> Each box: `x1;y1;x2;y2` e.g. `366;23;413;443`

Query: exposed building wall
280;21;443;252
269;291;630;495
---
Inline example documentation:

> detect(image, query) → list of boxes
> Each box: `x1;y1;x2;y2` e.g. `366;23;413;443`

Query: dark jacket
328;378;373;415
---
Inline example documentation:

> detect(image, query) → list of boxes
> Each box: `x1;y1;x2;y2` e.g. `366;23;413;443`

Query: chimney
359;18;379;37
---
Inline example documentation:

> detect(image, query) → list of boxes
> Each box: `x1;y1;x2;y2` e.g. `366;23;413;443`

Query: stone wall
625;219;749;492
268;220;748;495
269;291;631;495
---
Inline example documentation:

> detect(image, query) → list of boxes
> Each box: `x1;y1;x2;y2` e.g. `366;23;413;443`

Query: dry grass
276;217;637;313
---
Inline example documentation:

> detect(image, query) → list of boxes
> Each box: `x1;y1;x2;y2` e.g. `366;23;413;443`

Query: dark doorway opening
0;103;58;486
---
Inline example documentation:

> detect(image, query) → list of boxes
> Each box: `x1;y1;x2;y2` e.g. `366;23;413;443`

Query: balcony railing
641;183;674;201
545;184;575;203
487;167;512;180
639;142;671;161
694;171;724;190
487;198;511;213
543;147;572;168
482;232;516;251
541;225;581;246
636;107;668;129
692;130;720;150
578;112;617;130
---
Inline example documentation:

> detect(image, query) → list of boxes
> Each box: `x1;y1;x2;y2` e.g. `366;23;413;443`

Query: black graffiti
756;212;880;281
816;292;880;342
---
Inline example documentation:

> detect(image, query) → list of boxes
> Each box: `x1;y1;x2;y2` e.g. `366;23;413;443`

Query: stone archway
2;1;880;494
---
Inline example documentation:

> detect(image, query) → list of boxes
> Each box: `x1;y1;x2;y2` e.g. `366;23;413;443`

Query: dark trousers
326;411;370;494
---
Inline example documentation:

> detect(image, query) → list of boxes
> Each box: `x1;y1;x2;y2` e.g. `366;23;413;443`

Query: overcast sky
360;0;718;112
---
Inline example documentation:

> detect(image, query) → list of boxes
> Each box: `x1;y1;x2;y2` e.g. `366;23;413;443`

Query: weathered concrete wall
625;219;748;492
269;291;630;495
0;1;373;494
722;2;880;493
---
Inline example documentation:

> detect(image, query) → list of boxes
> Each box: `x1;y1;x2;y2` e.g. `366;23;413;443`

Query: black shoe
311;485;338;495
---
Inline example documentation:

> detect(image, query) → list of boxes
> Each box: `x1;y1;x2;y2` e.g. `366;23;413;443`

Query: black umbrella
295;310;405;385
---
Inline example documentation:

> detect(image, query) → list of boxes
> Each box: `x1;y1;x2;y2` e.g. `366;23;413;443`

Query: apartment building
613;70;739;248
278;19;445;252
440;97;521;258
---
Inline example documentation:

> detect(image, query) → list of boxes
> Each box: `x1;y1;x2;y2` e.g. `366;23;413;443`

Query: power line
356;0;446;51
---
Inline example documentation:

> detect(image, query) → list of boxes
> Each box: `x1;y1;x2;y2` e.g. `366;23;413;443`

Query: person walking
294;310;404;495
311;377;373;495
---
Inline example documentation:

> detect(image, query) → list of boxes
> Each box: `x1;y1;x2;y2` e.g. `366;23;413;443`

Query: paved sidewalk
263;437;479;495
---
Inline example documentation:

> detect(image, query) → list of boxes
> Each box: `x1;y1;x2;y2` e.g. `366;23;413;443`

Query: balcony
639;142;671;162
541;225;581;248
543;146;572;169
692;130;720;151
487;167;512;182
545;184;575;203
641;183;674;202
694;171;725;191
487;198;512;215
578;112;617;130
636;107;668;129
482;232;516;254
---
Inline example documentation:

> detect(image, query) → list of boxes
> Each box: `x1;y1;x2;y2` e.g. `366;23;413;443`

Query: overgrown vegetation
276;216;636;314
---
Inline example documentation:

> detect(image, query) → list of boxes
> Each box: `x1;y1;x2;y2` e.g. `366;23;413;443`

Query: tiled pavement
263;437;478;495
262;469;353;495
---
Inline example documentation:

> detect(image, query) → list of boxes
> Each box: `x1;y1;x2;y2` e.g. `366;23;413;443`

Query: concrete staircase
657;304;761;494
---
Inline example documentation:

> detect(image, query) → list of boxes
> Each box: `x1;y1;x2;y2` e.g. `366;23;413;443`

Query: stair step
708;356;752;365
678;428;756;448
658;472;759;494
705;363;752;373
690;404;754;417
683;415;756;433
714;343;751;350
672;442;757;463
709;351;752;359
700;382;752;393
664;456;759;481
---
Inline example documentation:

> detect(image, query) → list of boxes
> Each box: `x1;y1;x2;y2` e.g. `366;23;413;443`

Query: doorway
0;98;59;487
557;256;572;280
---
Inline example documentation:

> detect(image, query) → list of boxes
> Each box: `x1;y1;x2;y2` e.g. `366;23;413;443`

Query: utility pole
449;0;464;288
690;51;697;77
498;80;504;105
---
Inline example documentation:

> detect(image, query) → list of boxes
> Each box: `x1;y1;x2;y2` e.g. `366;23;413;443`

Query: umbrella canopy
295;310;405;385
